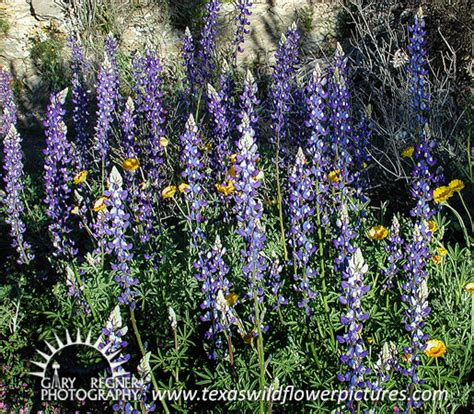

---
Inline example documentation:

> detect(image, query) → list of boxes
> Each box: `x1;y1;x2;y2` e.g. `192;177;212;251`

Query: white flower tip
417;7;424;19
296;147;306;164
290;22;298;30
108;305;123;330
125;96;135;112
245;69;255;84
58;88;69;104
336;42;343;55
109;166;123;187
186;113;196;128
207;83;217;96
185;26;192;37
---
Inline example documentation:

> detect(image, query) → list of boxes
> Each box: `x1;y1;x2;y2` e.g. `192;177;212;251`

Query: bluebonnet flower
68;35;90;168
235;112;267;306
305;64;330;226
327;43;354;189
401;223;431;410
0;69;17;136
383;216;404;289
233;0;252;60
43;89;77;257
218;60;236;132
120;97;137;160
373;342;399;389
270;23;300;153
180;114;206;230
99;305;132;412
198;236;232;359
336;248;371;405
239;70;259;137
135;49;166;192
197;0;220;85
2;126;34;264
95;53;118;162
288;148;317;317
207;83;231;181
333;205;357;277
407;8;429;127
266;255;287;308
104;167;138;309
182;27;197;92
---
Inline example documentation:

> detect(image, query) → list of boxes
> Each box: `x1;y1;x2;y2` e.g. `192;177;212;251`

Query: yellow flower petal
448;179;465;193
73;170;88;185
424;339;446;358
215;181;235;196
401;146;415;158
92;196;108;212
433;186;453;204
464;282;474;293
328;169;341;184
436;247;448;256
122;158;140;171
161;185;177;199
229;153;237;163
178;183;190;193
71;206;80;215
368;225;389;241
225;293;238;306
159;137;169;148
431;255;442;265
427;220;438;233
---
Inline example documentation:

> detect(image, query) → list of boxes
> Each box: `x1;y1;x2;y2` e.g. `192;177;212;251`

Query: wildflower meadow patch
0;1;472;413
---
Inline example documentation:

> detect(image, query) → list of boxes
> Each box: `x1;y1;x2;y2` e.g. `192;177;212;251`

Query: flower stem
130;308;170;414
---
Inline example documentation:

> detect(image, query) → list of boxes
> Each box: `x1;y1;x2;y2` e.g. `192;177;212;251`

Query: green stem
252;268;265;414
130;308;170;414
71;263;98;323
457;192;473;233
445;202;471;250
275;140;288;261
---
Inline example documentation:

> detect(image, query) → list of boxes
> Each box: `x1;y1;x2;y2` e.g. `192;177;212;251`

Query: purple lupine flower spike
383;216;404;289
233;0;252;61
305;64;330;226
2;125;34;264
120;97;137;159
336;247;371;411
95;53;118;163
408;9;442;219
328;43;354;188
43;88;77;257
266;255;287;308
104;167;138;308
139;49;166;192
239;70;259;137
197;0;220;85
207;83;231;181
182;27;197;92
0;69;17;136
68;35;90;168
288;148;317;317
270;23;300;154
407;8;430;128
199;236;232;359
235;112;267;308
401;223;431;411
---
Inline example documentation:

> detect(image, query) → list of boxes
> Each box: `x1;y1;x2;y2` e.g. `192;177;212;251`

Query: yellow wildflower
225;293;238;306
71;206;80;215
427;220;438;233
228;164;236;178
437;247;448;256
92;196;108;212
215;181;235;196
431;255;442;265
367;337;374;345
424;339;446;358
229;153;237;163
73;170;88;185
178;183;190;193
161;186;177;199
368;225;389;241
401;146;414;158
159;137;169;148
464;282;474;293
433;186;453;204
328;169;341;184
122;158;140;171
448;179;465;193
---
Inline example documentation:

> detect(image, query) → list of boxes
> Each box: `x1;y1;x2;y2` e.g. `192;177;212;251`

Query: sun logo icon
30;329;127;381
